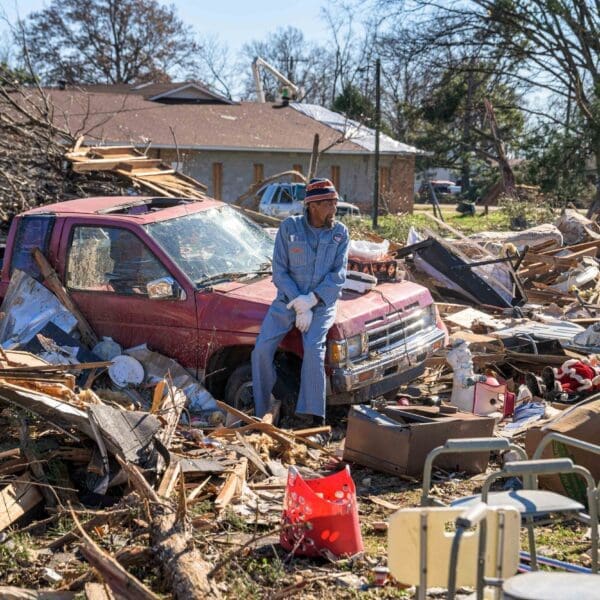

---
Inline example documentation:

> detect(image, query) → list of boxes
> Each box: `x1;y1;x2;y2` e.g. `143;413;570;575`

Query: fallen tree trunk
117;458;217;598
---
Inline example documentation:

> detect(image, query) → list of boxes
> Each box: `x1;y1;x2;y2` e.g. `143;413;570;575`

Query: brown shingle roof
35;87;417;155
45;89;363;153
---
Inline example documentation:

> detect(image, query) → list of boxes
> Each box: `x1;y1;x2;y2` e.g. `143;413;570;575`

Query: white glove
295;309;313;333
287;292;318;314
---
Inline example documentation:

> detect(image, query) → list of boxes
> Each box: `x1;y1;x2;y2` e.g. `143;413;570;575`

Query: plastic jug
280;465;363;558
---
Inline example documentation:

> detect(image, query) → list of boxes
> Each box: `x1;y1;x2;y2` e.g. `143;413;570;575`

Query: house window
292;163;303;182
212;162;223;199
253;163;264;184
379;166;390;195
331;165;340;190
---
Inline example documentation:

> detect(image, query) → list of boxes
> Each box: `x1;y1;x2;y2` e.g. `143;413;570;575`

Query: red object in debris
280;465;363;558
503;391;516;419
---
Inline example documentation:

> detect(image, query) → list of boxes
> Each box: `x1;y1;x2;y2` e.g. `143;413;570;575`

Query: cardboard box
343;404;496;477
525;397;600;505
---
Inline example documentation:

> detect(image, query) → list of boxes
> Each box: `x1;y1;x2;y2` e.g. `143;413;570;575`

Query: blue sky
0;0;332;54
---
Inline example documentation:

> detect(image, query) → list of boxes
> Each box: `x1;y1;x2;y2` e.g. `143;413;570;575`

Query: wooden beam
0;472;43;532
32;249;99;348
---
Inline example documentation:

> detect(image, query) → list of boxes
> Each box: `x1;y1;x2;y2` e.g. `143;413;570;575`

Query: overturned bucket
280;465;363;558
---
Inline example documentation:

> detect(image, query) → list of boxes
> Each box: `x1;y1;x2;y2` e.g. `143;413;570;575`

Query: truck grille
366;307;428;354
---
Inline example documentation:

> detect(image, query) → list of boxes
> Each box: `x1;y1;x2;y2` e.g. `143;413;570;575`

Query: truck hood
200;276;434;339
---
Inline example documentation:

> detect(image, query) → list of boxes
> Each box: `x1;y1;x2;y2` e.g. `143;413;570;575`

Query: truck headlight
329;333;368;366
346;332;368;359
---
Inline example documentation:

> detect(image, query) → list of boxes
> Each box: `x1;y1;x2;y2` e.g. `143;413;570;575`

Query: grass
345;208;511;244
344;199;560;244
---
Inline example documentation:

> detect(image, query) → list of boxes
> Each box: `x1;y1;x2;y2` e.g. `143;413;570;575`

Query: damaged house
33;81;421;212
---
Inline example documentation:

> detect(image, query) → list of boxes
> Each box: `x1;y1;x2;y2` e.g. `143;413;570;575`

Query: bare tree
374;0;600;210
19;0;200;85
193;34;237;100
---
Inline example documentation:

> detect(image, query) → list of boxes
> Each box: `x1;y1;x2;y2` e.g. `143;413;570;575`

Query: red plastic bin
280;465;363;558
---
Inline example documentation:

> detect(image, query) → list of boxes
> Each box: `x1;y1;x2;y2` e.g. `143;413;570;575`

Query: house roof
37;84;420;156
290;103;423;155
72;81;234;104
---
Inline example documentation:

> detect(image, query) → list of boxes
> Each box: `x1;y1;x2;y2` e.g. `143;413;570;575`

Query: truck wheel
223;362;299;417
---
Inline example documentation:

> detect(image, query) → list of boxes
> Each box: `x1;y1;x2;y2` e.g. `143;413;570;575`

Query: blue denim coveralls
251;214;349;418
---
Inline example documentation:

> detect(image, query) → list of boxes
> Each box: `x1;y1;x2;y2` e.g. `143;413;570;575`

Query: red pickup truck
0;195;446;414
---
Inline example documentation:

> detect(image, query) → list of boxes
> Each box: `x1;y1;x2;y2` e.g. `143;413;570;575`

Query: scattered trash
108;355;145;388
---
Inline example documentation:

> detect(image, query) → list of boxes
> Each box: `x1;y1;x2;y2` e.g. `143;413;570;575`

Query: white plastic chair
388;502;520;600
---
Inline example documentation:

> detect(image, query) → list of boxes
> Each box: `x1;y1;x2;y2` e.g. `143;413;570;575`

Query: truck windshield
144;205;274;286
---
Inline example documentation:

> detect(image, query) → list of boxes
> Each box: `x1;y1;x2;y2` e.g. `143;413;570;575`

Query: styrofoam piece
108;355;144;388
343;271;377;294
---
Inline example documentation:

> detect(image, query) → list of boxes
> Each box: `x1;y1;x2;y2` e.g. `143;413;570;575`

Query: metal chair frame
421;435;599;573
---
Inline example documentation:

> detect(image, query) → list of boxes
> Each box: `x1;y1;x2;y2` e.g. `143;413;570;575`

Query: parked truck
0;196;446;415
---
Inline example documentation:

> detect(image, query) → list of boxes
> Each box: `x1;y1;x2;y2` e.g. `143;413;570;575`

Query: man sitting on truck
252;178;349;430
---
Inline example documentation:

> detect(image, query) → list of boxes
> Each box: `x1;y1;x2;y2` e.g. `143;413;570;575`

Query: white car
257;183;360;218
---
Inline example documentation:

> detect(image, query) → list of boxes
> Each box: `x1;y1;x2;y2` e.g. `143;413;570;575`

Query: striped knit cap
304;178;339;203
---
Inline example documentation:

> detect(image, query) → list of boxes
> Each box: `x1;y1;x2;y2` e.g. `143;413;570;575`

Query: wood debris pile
0;346;340;599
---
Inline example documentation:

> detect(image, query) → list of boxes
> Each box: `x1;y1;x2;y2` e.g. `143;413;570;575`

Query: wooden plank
0;588;75;599
541;238;600;256
155;383;187;450
70;157;148;172
157;460;182;500
214;458;247;512
233;432;269;476
33;249;99;348
0;472;43;531
84;583;115;600
125;169;176;177
116;159;164;172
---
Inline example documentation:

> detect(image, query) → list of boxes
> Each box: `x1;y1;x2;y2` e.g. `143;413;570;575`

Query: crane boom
252;56;300;103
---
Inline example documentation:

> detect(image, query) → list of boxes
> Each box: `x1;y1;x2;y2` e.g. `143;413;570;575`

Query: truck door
60;221;199;373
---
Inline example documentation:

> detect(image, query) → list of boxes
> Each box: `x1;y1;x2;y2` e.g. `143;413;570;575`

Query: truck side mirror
146;277;186;301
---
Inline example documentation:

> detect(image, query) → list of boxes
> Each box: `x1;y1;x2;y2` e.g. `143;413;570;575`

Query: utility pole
372;58;381;229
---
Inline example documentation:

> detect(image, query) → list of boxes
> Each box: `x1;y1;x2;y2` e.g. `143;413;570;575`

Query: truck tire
223;362;299;417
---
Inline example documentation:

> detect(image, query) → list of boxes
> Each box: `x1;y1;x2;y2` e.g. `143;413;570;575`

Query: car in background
418;180;462;202
257;182;360;219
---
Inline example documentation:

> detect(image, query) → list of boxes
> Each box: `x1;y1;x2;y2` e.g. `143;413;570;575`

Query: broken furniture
397;232;527;307
343;404;496;477
422;435;599;573
388;502;520;600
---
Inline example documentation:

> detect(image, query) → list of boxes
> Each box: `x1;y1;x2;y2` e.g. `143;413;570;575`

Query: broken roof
30;84;420;156
290;103;424;155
